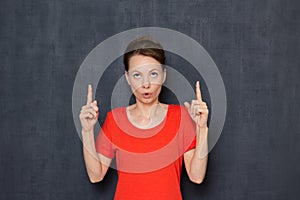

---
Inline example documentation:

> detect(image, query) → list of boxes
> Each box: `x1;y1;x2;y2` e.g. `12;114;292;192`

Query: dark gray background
1;0;299;199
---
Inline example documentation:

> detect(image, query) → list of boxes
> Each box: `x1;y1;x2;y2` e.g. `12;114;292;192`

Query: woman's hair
123;36;166;71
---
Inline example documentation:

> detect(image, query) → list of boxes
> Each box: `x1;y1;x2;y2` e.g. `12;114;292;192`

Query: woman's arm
82;129;112;183
80;84;112;183
184;126;208;184
183;81;209;184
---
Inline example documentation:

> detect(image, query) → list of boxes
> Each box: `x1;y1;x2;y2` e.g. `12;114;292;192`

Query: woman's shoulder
168;104;188;112
106;106;125;116
102;107;125;122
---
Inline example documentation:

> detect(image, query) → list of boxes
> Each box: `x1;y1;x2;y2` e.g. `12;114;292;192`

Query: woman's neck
132;100;161;119
126;100;168;129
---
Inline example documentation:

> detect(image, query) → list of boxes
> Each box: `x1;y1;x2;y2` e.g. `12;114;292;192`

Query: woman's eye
150;72;158;77
133;73;141;78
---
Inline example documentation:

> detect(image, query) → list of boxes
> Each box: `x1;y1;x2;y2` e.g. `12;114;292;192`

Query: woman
79;36;209;200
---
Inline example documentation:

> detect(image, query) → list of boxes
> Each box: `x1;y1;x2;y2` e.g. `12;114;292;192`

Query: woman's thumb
184;102;190;109
93;100;97;105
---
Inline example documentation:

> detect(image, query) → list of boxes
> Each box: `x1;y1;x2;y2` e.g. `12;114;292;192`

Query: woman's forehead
128;55;161;70
128;63;163;73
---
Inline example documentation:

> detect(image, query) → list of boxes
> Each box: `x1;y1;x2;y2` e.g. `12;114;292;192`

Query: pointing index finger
86;84;93;105
196;81;202;101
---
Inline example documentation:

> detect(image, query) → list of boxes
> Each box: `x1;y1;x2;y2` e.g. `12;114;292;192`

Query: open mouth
142;92;152;98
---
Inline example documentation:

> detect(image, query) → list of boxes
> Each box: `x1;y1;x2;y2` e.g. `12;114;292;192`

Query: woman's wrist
197;124;208;129
195;125;208;158
81;129;94;139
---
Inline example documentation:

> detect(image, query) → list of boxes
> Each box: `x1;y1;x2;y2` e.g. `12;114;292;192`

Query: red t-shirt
95;104;196;200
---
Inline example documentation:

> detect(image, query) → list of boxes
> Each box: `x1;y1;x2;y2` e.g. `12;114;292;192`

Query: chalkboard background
1;0;299;199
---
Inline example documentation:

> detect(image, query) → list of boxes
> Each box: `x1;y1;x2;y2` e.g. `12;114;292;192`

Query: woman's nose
142;77;150;88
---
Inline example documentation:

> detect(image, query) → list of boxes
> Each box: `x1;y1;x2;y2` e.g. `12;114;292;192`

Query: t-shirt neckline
121;104;172;137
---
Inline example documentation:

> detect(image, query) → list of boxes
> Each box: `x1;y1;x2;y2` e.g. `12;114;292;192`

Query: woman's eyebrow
130;69;142;73
130;67;160;73
149;69;160;72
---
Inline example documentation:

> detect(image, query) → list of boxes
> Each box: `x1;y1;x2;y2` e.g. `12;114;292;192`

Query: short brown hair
123;36;165;71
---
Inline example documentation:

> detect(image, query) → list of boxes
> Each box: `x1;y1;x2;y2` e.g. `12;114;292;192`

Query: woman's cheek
149;76;164;85
130;81;142;92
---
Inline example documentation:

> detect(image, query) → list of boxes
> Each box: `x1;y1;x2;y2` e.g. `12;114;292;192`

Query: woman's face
125;55;166;104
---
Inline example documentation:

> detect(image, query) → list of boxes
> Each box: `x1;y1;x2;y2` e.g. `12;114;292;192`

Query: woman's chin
136;98;157;105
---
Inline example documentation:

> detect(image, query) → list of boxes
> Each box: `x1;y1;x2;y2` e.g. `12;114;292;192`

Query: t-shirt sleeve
95;112;115;159
181;106;197;153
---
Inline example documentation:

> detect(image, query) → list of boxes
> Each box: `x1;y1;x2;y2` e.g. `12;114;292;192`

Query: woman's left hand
184;81;209;128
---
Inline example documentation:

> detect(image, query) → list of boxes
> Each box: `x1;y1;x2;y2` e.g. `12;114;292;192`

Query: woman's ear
125;71;131;85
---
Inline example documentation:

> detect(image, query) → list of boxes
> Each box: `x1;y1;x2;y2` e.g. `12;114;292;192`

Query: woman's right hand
79;84;99;132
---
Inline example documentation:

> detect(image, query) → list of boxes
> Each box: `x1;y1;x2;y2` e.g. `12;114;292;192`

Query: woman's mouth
142;92;152;99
